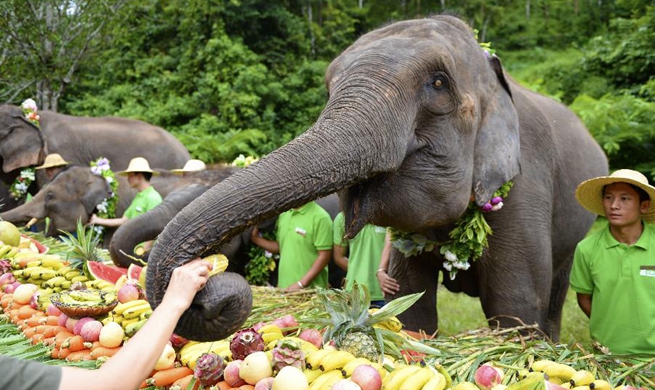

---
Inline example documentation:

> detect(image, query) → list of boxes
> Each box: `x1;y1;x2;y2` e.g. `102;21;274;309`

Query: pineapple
314;282;423;362
58;220;105;276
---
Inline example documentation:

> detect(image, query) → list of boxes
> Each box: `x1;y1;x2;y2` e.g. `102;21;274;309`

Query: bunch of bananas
529;359;612;390
179;339;231;369
102;299;152;334
0;243;20;260
369;308;403;333
54;289;116;307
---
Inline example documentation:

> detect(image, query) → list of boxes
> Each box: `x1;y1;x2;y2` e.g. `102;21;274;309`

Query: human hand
162;259;212;313
284;282;302;292
250;226;260;241
88;214;98;225
377;270;400;295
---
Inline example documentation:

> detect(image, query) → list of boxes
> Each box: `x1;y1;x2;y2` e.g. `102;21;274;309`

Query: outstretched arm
377;231;400;295
58;258;212;390
250;226;280;254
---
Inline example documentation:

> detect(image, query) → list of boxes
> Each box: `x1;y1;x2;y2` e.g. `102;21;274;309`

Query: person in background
89;157;163;228
333;211;387;307
0;258;212;390
251;201;333;291
376;230;401;297
571;169;655;354
35;153;69;180
171;159;207;175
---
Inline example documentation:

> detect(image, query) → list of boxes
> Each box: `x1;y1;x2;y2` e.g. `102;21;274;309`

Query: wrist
376;269;387;274
297;281;304;288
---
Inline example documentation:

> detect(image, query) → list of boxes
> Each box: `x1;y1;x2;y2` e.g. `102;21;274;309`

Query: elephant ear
472;55;521;206
81;173;111;215
0;105;46;173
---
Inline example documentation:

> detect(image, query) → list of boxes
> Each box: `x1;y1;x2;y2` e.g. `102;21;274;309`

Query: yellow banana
531;359;556;372
590;380;612;390
341;357;374;377
112;299;150;316
397;366;434;390
306;348;335;370
0;244;12;258
318;350;357;371
570;370;595;387
204;254;229;276
432;363;452;390
307;369;343;390
122;302;152;319
262;331;284;344
4;248;19;258
571;387;590;390
382;365;422;390
64;270;82;279
283;336;320;355
304;368;324;384
120;317;140;327
543;363;577;382
420;372;447;390
258;324;284;335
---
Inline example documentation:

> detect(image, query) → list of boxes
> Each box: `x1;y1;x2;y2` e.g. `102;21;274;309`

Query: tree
0;0;126;111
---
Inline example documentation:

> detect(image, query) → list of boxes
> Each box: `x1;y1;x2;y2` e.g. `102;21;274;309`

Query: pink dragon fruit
193;352;225;386
271;339;305;374
230;327;266;360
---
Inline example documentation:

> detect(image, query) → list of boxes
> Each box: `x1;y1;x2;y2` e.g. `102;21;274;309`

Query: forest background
1;0;654;176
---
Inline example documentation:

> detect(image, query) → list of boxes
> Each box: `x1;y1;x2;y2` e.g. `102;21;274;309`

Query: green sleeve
314;213;333;251
333;212;347;247
569;245;593;294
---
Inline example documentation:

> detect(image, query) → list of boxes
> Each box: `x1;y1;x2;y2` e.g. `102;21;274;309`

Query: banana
112;299;149;316
0;244;12;258
318;350;357;371
44;276;66;288
307;369;343;390
262;331;284;344
120;317;140;328
139;310;152;321
570;370;595;387
382;365;423;390
34;269;56;280
4;248;19;258
571;387;590;390
56;265;74;276
306;348;335;370
590;380;612;390
124;318;147;337
420;372;447;390
281;336;320;355
304;368;324;384
531;359;556;372
341;357;374;377
70;275;89;283
433;363;452;390
64;270;82;279
59;280;71;289
258;324;284;335
179;340;231;369
103;292;117;304
543;363;577;382
397;366;434;390
121;302;151;319
40;255;65;269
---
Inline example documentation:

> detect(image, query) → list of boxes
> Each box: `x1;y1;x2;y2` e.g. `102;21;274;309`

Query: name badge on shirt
295;227;306;236
639;266;655;278
136;206;143;213
374;226;386;234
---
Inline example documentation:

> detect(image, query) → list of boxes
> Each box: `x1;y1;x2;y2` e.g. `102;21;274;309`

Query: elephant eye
433;79;443;88
431;75;447;89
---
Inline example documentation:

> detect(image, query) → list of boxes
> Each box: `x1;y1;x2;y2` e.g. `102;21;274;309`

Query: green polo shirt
333;212;386;301
124;186;162;219
570;223;655;354
276;201;333;289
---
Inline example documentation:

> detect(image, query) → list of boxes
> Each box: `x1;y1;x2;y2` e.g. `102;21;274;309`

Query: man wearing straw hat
89;157;162;228
170;159;206;176
571;169;655;354
35;153;69;180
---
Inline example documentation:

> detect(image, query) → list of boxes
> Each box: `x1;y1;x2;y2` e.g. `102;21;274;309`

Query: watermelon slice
87;261;128;284
127;264;143;281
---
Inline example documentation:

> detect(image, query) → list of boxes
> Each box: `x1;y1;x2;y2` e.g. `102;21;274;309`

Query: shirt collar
292;202;312;215
603;222;650;250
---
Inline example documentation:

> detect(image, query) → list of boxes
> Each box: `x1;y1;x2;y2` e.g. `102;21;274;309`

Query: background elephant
0;105;190;209
144;15;608;342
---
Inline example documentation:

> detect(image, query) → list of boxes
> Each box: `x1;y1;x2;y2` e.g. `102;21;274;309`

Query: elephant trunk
109;184;210;268
147;111;407;341
0;191;47;224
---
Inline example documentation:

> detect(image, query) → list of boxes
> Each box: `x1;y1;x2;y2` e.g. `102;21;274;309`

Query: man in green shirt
90;157;163;227
571;169;655;354
251;201;333;291
333;211;387;307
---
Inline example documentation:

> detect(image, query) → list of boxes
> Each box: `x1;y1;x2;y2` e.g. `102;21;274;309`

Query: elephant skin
145;16;607;341
0;105;190;210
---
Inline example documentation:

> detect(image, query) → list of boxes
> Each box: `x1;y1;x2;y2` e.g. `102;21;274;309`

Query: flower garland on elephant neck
90;157;119;236
21;98;40;128
389;181;513;280
9;99;41;200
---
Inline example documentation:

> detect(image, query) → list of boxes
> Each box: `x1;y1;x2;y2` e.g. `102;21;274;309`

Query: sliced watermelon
127;264;143;281
87;261;128;284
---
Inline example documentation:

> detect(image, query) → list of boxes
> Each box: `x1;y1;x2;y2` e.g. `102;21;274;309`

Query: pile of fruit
0;222;652;390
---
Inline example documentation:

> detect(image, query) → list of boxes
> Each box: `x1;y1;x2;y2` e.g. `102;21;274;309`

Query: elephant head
146;15;521;341
0;105;47;173
0;165;116;236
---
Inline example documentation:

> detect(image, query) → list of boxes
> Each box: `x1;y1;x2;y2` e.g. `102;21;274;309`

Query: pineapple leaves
58;219;105;270
367;290;424;326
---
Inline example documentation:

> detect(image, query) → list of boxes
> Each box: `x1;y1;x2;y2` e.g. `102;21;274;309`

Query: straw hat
117;157;160;176
575;169;655;221
35;153;69;169
171;159;206;174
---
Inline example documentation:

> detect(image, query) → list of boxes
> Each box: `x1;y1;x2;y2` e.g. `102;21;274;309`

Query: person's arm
285;249;332;291
58;258;212;390
377;231;400;295
576;293;592;318
89;213;128;228
250;226;280;254
333;244;348;271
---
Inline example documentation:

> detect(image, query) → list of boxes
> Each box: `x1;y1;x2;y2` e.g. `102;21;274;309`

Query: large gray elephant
145;15;608;342
0;105;190;208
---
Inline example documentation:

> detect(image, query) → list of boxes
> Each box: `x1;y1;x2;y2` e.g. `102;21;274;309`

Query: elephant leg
546;259;572;341
387;249;440;334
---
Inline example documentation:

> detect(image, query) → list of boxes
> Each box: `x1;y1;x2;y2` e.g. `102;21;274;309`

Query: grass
436;286;591;347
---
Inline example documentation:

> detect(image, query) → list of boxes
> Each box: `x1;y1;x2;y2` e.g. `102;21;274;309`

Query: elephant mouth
341;173;392;238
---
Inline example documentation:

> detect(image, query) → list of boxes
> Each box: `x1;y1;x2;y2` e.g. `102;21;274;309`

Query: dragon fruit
193;352;225;386
230;327;266;360
271;339;306;374
0;260;11;274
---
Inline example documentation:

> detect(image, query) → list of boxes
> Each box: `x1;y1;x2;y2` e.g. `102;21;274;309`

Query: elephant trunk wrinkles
147;116;404;341
109;185;210;267
0;191;46;223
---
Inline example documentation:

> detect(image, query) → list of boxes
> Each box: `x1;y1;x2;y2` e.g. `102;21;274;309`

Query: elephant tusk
25;218;38;229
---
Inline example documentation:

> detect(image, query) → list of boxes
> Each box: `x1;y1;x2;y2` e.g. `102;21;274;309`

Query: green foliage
245;231;277;286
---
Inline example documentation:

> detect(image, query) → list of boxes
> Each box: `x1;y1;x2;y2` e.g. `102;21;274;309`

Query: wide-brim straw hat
35;153;69;169
575;169;655;221
171;159;206;174
117;157;160;176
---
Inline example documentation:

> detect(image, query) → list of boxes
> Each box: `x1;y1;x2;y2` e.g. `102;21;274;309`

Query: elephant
0;105;190;209
144;15;608;342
